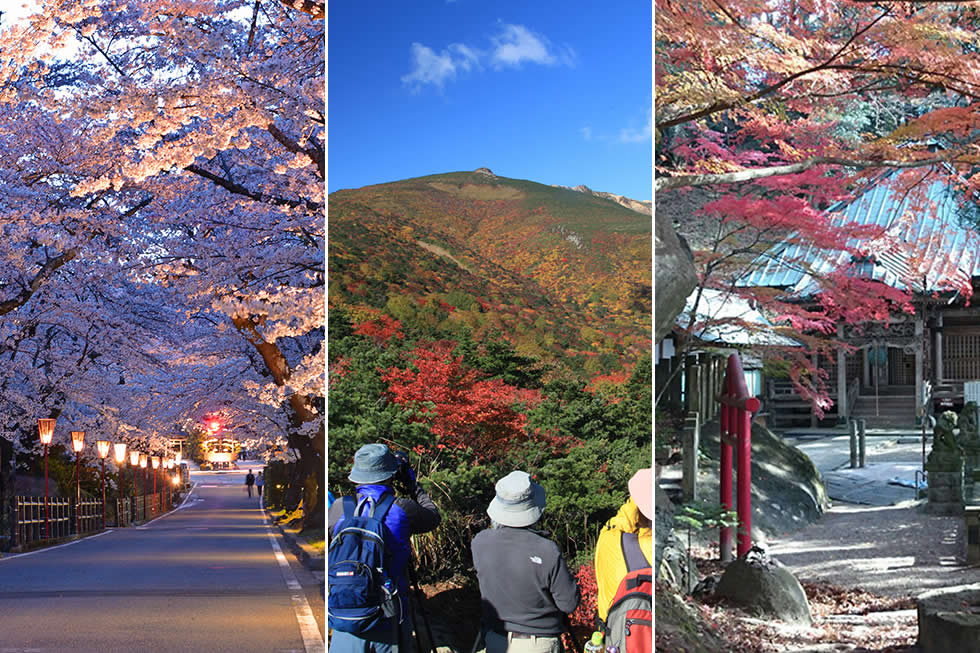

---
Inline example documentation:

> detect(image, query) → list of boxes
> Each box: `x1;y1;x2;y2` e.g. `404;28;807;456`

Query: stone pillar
967;507;980;564
685;355;699;415
926;411;965;515
682;412;700;502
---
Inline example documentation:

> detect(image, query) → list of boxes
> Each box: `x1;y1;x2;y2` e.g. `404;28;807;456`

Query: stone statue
933;411;962;453
960;402;980;445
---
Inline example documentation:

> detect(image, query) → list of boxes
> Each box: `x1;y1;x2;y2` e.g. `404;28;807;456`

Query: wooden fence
76;498;102;533
15;496;71;547
14;492;170;548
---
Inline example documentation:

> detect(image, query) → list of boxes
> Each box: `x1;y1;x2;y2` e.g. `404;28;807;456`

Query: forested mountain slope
329;169;651;378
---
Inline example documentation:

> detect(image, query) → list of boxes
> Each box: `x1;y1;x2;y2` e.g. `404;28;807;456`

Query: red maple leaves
381;340;544;460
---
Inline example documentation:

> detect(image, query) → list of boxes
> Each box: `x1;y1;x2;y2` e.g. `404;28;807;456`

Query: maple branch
657;7;891;129
184;163;322;211
655;155;955;191
276;0;324;19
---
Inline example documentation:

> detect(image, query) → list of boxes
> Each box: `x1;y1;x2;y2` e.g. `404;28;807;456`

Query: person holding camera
328;443;441;653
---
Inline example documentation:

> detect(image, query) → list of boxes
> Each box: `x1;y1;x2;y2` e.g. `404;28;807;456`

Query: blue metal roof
743;172;980;295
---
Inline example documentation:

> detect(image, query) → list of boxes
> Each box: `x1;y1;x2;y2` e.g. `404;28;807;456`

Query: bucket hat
487;470;546;527
628;468;653;520
348;443;400;484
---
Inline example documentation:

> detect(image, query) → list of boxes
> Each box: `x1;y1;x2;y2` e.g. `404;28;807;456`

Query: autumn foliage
382;341;544;461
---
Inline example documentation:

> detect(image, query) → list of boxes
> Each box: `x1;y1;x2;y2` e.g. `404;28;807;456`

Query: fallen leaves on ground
667;548;920;652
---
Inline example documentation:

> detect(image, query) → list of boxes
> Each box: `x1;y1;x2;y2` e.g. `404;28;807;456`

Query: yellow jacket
594;497;653;621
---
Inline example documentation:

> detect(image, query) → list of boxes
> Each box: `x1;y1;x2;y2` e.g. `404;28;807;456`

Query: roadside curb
263;505;325;573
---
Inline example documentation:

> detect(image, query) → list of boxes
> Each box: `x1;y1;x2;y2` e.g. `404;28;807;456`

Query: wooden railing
15;496;71;547
76;498;102;533
14;491;175;549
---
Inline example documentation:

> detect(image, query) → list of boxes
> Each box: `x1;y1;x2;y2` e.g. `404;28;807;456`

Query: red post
738;403;753;557
716;353;760;560
153;468;157;514
719;376;733;562
75;455;81;535
43;444;49;539
101;458;106;530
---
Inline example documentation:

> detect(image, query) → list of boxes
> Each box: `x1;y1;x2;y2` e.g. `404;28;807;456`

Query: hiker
328;443;441;652
255;471;264;500
471;470;580;653
244;469;255;498
594;468;653;624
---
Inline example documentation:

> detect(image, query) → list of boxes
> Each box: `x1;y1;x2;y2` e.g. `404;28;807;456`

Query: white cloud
402;23;574;89
490;24;557;68
580;126;592;141
618;109;652;143
401;42;480;89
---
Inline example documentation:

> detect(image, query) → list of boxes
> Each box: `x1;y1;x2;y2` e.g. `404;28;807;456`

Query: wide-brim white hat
487;470;546;528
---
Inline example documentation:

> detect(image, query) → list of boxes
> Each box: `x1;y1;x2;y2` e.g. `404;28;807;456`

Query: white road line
0;529;113;561
261;495;324;653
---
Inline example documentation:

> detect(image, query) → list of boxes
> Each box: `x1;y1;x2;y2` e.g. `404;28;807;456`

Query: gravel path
769;499;980;598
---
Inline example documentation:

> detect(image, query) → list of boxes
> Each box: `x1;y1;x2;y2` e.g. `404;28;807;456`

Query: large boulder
715;546;812;625
654;207;697;342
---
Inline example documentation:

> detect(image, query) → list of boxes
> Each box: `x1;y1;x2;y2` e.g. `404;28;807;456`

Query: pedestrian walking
255;471;264;501
328;443;441;653
594;468;652;625
471;470;580;653
244;469;255;498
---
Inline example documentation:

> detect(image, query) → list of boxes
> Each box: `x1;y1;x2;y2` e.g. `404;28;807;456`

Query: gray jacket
471;526;580;635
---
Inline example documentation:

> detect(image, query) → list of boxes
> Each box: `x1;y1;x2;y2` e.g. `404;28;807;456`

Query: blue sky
328;2;652;200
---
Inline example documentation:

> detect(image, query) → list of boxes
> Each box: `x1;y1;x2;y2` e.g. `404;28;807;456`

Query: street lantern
96;440;110;529
37;418;56;539
71;431;85;535
113;443;126;464
175;451;182;465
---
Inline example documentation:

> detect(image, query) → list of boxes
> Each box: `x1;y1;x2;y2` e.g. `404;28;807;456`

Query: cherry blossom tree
0;1;324;529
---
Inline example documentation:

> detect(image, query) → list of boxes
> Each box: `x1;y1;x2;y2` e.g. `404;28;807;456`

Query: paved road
783;429;928;506
0;467;324;653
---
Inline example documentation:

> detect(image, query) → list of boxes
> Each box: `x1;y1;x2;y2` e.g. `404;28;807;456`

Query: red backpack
603;532;652;653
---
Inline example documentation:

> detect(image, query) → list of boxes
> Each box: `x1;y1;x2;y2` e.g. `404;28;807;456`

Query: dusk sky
328;2;652;201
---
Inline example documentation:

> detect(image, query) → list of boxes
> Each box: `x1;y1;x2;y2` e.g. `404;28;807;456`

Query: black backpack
327;493;402;634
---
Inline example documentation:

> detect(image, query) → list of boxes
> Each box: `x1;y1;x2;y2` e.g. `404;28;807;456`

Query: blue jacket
328;482;441;596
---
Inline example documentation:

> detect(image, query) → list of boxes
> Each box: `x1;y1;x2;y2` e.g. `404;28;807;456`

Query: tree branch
657;8;892;129
656;154;956;191
0;248;78;317
267;123;324;180
184;163;322;211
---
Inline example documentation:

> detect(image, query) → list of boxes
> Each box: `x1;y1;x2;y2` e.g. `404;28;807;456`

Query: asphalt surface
0;466;325;653
782;428;929;506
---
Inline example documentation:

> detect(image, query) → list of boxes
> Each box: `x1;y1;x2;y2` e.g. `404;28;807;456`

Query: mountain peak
474;167;496;178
